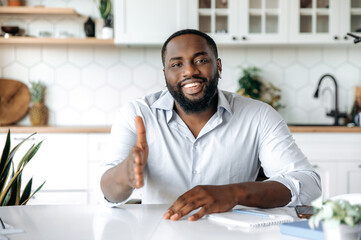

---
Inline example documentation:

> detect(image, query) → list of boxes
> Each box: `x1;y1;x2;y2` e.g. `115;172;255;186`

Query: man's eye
196;58;208;64
171;63;181;68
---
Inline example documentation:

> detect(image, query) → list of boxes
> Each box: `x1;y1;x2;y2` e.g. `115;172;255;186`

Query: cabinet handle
232;36;237;40
14;137;35;141
358;165;361;168
334;35;339;40
242;36;247;40
344;36;348;40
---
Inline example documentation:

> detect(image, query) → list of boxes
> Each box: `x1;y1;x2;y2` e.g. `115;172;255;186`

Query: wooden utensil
0;79;30;126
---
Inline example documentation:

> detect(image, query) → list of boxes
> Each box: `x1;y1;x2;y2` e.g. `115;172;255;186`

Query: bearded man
100;29;321;221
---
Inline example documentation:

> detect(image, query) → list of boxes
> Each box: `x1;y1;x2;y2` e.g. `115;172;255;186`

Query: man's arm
163;181;291;221
100;116;148;203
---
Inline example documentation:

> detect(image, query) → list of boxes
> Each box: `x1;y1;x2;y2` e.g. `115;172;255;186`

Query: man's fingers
135;116;147;147
188;207;208;221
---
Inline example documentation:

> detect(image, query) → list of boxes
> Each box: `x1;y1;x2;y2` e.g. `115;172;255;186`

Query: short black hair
161;29;218;67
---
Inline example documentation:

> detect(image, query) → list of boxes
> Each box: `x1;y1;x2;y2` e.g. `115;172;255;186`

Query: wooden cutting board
0;79;31;126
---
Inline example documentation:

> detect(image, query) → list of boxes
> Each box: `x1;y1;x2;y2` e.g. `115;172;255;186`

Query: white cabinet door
87;133;110;204
238;0;288;43
310;161;338;199
190;0;289;44
3;133;88;205
338;162;361;195
289;0;358;43
114;0;191;44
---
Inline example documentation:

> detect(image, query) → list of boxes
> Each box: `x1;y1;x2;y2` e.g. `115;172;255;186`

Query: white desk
0;204;302;240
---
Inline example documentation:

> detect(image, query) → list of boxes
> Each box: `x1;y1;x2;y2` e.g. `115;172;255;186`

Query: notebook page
207;209;294;229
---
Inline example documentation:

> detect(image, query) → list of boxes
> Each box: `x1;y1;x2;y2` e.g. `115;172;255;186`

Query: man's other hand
163;185;238;221
126;116;149;188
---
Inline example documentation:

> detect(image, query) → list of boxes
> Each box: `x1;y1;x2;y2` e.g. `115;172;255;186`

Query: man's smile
180;78;206;95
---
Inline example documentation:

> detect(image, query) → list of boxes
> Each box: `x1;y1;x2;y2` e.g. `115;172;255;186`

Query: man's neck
174;95;218;138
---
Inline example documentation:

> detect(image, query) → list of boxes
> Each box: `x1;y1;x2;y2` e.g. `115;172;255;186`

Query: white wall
1;0;361;126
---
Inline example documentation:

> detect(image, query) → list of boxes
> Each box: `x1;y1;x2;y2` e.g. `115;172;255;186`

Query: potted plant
237;66;284;111
29;80;48;126
0;130;45;205
309;196;361;240
99;0;113;39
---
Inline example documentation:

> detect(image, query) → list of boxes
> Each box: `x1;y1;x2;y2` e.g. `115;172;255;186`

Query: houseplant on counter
309;196;361;240
237;66;284;111
29;80;48;126
0;130;45;205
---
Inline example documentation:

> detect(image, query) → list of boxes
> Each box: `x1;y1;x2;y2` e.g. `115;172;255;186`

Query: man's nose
182;63;199;78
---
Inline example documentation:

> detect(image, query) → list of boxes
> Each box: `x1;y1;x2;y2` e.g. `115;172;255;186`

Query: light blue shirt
103;89;321;205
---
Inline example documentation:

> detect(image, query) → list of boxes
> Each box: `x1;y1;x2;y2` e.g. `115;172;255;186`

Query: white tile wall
1;0;361;126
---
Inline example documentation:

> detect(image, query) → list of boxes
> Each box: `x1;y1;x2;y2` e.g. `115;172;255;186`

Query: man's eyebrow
194;51;208;57
169;56;183;61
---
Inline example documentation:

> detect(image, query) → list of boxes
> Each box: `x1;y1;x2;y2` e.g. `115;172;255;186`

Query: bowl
1;26;20;35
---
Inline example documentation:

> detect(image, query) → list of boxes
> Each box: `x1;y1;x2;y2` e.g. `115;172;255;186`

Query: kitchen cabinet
114;0;192;44
289;0;360;43
188;0;289;44
293;132;361;199
0;132;88;205
0;6;114;45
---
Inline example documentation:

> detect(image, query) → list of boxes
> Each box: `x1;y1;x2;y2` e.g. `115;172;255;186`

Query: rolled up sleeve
259;108;322;206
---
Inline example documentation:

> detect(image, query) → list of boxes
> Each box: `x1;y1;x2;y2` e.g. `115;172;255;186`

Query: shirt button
192;170;197;174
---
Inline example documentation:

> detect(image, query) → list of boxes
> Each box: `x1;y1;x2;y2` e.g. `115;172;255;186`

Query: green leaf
7;164;18;206
0;164;26;204
21;181;45;205
19;141;43;169
19;178;33;205
0;158;13;196
8;132;37;164
16;143;35;171
0;129;11;178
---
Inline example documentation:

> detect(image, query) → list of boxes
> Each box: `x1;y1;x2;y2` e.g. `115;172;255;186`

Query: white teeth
184;82;200;88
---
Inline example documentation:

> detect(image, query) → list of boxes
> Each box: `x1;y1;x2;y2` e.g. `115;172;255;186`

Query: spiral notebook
207;208;294;229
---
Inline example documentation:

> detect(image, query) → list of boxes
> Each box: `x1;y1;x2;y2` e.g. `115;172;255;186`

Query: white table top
0;204;303;240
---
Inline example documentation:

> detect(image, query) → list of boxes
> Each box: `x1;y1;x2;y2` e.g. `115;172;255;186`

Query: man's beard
166;72;219;114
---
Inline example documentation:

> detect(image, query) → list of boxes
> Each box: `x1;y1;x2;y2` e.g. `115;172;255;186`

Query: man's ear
217;58;222;79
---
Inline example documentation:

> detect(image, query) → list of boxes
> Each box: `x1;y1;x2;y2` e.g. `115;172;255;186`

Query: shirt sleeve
97;101;142;206
258;105;322;206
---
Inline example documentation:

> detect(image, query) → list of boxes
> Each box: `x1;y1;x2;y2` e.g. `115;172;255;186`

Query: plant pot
323;222;361;240
101;26;113;39
8;0;23;6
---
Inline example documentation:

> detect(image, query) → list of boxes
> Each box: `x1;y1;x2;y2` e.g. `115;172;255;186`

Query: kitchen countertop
1;125;361;133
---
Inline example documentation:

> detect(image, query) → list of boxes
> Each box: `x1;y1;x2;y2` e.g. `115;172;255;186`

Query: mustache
178;76;207;86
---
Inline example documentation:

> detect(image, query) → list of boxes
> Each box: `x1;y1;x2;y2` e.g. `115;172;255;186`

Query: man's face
163;34;221;114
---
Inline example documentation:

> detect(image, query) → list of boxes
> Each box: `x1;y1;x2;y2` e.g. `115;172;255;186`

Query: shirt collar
150;89;233;115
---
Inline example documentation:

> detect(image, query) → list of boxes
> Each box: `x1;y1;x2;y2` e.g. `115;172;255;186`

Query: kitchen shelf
0;126;111;133
0;6;78;15
0;37;114;45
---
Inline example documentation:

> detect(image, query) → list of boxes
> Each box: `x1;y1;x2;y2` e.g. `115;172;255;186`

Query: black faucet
313;74;347;126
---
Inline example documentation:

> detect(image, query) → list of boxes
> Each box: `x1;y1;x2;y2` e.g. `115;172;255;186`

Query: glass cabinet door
197;0;288;43
340;0;361;42
290;0;339;43
198;0;229;34
239;0;288;43
350;0;361;32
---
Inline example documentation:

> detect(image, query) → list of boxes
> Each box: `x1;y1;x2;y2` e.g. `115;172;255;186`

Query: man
100;29;321;221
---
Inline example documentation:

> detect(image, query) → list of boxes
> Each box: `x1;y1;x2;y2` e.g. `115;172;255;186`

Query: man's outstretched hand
126;116;149;188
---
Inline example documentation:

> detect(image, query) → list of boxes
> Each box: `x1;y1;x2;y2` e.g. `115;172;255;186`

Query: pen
233;209;276;218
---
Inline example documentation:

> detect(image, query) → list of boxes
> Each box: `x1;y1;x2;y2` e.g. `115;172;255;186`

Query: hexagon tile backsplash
2;44;361;126
0;1;361;126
